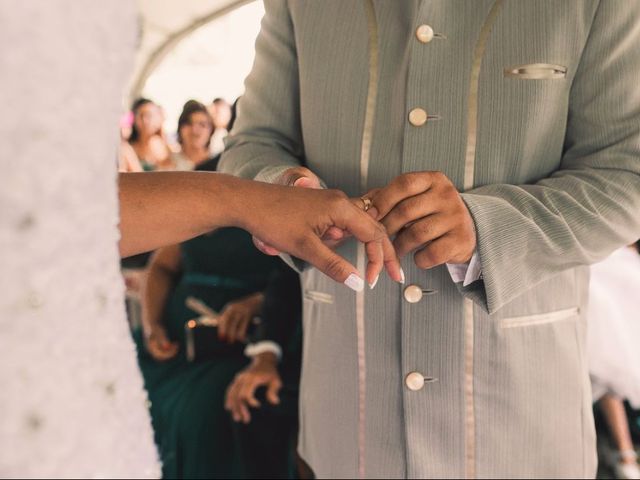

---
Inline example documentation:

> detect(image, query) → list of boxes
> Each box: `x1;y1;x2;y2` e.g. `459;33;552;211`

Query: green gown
134;228;279;479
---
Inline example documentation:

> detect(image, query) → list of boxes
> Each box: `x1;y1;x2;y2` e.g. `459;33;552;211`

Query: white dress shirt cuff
244;341;283;361
446;251;482;287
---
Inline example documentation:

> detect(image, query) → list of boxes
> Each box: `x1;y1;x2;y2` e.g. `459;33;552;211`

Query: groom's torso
290;1;598;478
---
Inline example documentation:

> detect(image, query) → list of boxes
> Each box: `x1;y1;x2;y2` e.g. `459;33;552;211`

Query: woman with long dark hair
119;98;172;172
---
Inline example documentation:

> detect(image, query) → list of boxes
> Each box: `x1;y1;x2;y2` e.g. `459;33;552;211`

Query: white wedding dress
588;246;640;408
0;1;160;477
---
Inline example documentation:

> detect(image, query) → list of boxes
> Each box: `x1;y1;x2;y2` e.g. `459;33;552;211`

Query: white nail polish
400;268;406;284
369;275;379;290
344;273;365;292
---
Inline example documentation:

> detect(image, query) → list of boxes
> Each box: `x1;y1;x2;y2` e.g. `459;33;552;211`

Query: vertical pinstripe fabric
463;0;504;192
359;0;379;192
219;1;640;477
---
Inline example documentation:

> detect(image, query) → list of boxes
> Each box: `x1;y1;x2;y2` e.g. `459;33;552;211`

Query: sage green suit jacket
220;1;640;477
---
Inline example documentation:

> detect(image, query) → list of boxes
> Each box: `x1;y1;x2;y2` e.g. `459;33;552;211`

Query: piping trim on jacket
356;2;379;478
463;2;504;478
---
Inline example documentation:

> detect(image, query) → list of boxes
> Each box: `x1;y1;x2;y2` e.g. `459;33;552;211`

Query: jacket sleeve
460;0;640;314
218;0;303;183
255;262;302;351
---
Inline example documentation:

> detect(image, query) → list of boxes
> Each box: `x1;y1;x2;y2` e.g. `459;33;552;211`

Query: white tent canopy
131;0;254;101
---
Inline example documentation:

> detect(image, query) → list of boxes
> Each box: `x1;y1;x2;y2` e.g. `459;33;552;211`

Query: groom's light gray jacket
220;1;640;477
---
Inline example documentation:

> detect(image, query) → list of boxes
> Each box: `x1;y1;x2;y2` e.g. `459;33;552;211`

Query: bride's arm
118;172;402;289
118;172;237;257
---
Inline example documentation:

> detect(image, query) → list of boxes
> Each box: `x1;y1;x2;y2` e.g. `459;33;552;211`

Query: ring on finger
360;196;373;212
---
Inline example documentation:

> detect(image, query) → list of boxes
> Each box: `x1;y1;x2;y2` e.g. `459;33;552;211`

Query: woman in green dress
135;227;280;479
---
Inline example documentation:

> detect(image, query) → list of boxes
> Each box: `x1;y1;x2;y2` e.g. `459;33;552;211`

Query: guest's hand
367;171;476;269
217;293;264;344
239;178;403;290
144;325;179;361
224;352;282;424
252;166;348;256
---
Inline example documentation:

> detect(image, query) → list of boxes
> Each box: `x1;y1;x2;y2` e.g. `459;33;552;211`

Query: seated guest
198;98;239;172
120;99;214;293
135;227;280;479
118;111;142;172
208;97;232;156
225;262;304;479
119;98;173;171
119;98;175;315
170;100;216;171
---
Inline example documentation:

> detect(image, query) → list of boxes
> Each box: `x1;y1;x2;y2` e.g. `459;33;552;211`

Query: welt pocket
504;63;567;80
303;290;334;304
500;306;579;329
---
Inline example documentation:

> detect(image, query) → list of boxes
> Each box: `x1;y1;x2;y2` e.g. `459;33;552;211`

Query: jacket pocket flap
501;306;579;328
504;63;567;79
304;290;334;304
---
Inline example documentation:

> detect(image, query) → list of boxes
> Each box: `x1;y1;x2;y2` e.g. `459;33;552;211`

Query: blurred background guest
119;98;191;318
198;98;238;172
208;97;232;156
119;97;173;172
135;225;280;478
171;100;216;171
118;111;141;171
589;242;640;479
225;263;305;479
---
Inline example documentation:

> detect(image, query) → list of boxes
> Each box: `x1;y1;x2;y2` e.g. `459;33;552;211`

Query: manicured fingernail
293;177;308;187
369;274;379;290
399;268;406;284
344;273;364;292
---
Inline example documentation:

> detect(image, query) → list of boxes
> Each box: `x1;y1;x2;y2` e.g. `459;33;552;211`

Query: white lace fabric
0;1;161;477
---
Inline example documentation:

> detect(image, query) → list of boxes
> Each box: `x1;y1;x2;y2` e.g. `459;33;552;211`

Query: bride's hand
118;171;401;287
234;179;403;291
252;167;349;256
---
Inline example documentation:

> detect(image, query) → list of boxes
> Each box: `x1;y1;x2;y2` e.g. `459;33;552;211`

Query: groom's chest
289;0;596;193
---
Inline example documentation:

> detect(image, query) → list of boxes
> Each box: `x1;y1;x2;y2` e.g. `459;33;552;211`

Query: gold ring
360;197;372;212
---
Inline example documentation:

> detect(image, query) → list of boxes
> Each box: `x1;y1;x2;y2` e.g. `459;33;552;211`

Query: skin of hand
144;325;179;361
251;166;400;288
224;351;282;424
140;245;181;362
217;292;264;344
367;171;477;269
252;166;350;256
118;172;402;289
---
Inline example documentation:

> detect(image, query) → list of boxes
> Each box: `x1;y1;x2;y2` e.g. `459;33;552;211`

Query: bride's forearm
118;172;251;257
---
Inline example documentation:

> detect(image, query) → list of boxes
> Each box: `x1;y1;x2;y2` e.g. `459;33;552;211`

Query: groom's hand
368;171;476;269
